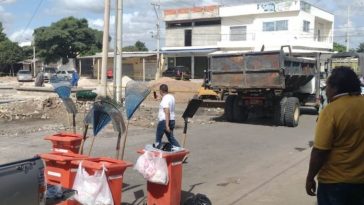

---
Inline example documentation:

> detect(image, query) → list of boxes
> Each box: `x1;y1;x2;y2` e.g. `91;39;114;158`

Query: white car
17;70;33;82
56;70;74;81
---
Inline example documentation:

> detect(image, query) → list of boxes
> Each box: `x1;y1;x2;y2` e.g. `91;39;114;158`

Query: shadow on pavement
211;107;318;127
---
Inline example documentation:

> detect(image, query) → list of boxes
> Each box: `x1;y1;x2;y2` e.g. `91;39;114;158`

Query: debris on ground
0;77;223;136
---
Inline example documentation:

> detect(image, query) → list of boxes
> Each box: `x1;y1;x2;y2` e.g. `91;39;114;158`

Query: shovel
181;99;202;147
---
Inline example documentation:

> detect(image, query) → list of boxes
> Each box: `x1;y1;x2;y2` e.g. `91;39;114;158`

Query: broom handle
79;124;88;154
72;114;76;133
88;136;96;156
119;121;129;160
182;118;188;147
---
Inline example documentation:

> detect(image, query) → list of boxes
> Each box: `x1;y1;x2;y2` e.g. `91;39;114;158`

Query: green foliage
0;40;23;65
357;43;364;53
333;42;346;52
0;22;7;42
21;46;34;60
0;22;23;66
34;17;103;64
123;41;148;52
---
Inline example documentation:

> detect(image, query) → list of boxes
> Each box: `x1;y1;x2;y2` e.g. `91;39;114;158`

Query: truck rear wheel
233;96;248;122
224;95;235;122
284;97;300;127
273;97;287;126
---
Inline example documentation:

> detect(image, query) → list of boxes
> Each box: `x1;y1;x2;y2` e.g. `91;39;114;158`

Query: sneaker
171;146;182;152
153;142;162;149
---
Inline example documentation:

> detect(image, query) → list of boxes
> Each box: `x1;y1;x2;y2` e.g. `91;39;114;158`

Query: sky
0;0;364;50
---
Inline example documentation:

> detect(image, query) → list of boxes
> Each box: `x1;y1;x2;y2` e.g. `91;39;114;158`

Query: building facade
77;52;157;81
162;0;334;79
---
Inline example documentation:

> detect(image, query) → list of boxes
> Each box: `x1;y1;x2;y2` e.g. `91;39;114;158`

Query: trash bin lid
44;133;82;142
71;157;133;174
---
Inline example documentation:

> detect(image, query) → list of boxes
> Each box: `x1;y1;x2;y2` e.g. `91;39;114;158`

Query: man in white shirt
154;84;180;148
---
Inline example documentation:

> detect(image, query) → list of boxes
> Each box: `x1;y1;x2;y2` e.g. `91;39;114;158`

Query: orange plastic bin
138;149;189;205
72;157;133;205
44;132;83;154
40;152;88;189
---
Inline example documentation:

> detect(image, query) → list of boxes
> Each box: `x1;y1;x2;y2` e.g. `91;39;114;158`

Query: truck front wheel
224;95;235;122
284;97;300;127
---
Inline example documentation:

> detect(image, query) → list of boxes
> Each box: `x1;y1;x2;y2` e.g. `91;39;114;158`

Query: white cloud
56;0;104;13
0;5;13;29
0;0;17;4
9;29;33;43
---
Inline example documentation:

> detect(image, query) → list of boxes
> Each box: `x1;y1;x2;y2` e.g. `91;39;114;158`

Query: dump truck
208;46;320;127
330;51;364;76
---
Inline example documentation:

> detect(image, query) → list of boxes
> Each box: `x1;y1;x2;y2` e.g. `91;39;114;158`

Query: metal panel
211;72;284;89
211;52;281;72
210;50;317;90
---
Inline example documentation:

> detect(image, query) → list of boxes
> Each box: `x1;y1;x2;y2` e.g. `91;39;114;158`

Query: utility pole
100;0;111;97
346;6;350;52
152;1;161;80
113;1;118;100
115;0;123;103
33;42;36;77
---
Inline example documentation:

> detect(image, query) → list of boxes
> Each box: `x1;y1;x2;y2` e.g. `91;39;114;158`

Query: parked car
17;70;33;82
56;70;75;81
162;66;191;80
43;67;57;82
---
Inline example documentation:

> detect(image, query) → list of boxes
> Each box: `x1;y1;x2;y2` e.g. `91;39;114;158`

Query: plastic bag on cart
134;151;169;185
72;162;114;205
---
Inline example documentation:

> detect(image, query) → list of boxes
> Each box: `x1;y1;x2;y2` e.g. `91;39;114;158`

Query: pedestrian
306;66;364;205
154;84;181;150
71;69;79;87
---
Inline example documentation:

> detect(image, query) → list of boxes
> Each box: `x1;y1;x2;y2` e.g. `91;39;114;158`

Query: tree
0;22;7;42
333;42;346;53
123;41;148;52
34;17;103;64
0;40;24;74
357;43;364;53
21;46;34;60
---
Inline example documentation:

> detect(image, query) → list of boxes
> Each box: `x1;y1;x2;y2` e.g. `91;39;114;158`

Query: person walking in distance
154;84;181;149
306;66;364;204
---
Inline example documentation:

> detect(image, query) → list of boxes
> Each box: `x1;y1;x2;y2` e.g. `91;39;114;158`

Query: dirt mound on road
147;77;201;103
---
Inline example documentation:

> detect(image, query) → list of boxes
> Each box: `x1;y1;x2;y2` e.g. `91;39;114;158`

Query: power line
21;0;43;38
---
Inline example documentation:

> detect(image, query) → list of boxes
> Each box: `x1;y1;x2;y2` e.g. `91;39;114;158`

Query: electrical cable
21;0;43;38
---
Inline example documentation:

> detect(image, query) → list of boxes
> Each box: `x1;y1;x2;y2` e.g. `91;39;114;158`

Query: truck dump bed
210;50;317;91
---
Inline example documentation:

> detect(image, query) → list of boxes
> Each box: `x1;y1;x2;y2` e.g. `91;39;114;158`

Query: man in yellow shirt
306;66;364;204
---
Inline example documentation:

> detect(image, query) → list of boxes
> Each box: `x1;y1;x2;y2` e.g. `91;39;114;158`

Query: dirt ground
0;76;223;136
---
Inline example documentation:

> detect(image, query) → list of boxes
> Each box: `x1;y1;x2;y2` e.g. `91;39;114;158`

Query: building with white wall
162;0;334;79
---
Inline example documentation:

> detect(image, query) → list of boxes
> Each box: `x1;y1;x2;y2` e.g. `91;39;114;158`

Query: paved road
0;110;318;205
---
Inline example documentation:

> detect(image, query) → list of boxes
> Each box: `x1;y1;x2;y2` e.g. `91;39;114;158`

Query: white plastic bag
134;151;169;185
72;161;114;205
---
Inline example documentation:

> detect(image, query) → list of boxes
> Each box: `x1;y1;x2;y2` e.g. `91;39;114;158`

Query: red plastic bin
40;152;88;189
44;132;83;154
138;149;189;205
71;157;133;205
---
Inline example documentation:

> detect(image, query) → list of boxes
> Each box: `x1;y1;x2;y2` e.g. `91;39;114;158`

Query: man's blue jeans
318;183;364;205
155;120;180;147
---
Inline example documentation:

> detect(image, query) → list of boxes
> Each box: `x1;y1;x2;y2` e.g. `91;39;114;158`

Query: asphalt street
0;109;319;205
